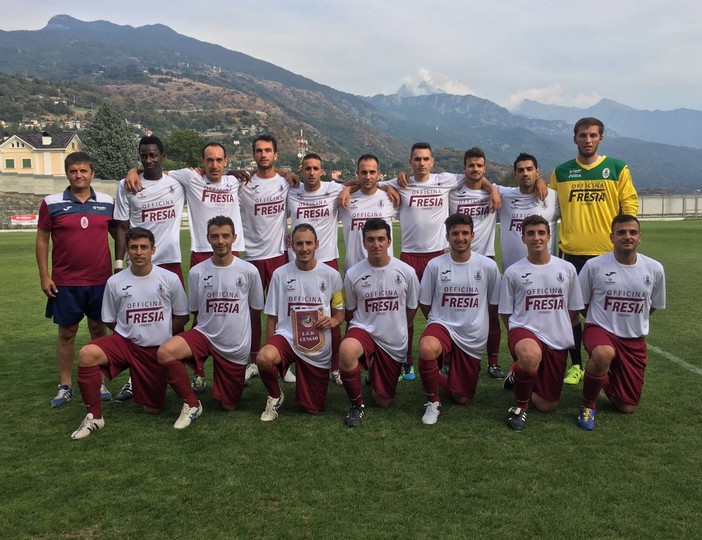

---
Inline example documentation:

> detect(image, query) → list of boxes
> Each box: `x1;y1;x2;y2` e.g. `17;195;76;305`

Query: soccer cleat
114;380;133;402
507;406;527;431
174;401;203;430
51;384;73;408
563;364;584;385
503;370;515;391
283;369;296;383
260;392;285;422
345;404;365;428
577;406;597;431
100;383;112;401
421;401;441;425
400;364;416;381
191;374;207;395
488;364;505;379
71;413;105;440
330;370;343;386
245;362;259;381
440;364;450;375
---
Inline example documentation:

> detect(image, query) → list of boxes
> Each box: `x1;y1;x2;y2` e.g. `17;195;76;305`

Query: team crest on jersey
602;168;611;179
378;200;384;208
556;272;565;283
169;186;175;194
80;216;89;229
394;273;403;285
279;185;285;193
157;284;165;294
474;270;483;282
540;200;548;209
320;281;327;292
236;276;244;288
440;269;451;282
643;274;652;286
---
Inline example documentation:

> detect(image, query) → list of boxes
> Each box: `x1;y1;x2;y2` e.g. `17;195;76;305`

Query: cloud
502;85;602;110
397;68;476;97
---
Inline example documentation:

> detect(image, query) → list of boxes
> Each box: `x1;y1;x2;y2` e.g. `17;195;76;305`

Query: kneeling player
70;228;189;439
157;216;264;413
498;215;584;431
338;219;420;427
256;224;344;420
576;215;666;430
418;213;501;424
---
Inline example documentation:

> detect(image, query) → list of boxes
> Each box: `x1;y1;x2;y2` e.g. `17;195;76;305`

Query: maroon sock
582;371;607;409
340;364;364;406
406;324;415;366
438;372;450;394
419;357;440;402
331;325;341;372
487;310;501;363
250;317;262;363
513;364;537;409
259;365;282;399
162;361;199;407
77;365;103;419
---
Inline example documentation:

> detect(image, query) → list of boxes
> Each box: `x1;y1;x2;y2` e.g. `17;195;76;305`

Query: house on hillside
0;131;83;177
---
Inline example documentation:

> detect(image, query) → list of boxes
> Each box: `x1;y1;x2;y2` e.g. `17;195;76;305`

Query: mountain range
0;14;700;190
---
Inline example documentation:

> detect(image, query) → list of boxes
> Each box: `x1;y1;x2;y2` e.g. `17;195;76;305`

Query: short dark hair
202;142;227;158
139;135;164;154
252;135;278;153
292;223;318;241
125;226;155;247
445;213;474;234
207;215;235;235
513;153;538;171
302;153;322;165
410;142;432;156
362;218;391;241
611;213;640;231
357;154;379;168
463;147;486;166
521;214;550;236
64;152;94;174
574;117;605;136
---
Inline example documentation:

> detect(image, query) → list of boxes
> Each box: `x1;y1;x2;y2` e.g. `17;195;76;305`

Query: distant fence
639;194;701;219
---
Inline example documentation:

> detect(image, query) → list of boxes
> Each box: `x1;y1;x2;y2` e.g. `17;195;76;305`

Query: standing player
256;224;344;421
550;117;639;385
36;152;115;407
338;154;397;271
499;215;584;431
156;216;264;412
417;213;501;424
497;153;560;270
70;227;190;439
286;153;345;384
576;215;665;430
338;219;420;427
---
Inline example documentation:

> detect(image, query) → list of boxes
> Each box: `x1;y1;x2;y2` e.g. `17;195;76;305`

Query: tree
81;104;137;180
163;129;207;168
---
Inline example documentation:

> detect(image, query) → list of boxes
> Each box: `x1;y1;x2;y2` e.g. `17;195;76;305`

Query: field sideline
1;220;701;539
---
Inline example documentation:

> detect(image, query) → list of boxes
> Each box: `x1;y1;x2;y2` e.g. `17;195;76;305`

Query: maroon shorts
583;324;647;406
249;254;288;290
92;333;166;410
400;250;444;281
190;251;240;268
265;335;330;412
344;327;401;400
157;262;185;286
422;323;481;400
508;327;568;402
179;329;246;409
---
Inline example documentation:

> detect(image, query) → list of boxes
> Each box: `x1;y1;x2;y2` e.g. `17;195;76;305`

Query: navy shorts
45;285;105;327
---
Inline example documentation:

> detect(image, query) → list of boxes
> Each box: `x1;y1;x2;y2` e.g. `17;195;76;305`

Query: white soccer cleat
245;363;259;380
71;413;105;440
421;401;441;425
174;401;203;430
260;392;284;422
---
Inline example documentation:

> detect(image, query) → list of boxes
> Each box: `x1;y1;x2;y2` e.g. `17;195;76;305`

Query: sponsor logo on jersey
456;203;490;217
126;306;164;324
254;200;285;216
141;204;176;222
440;292;479;309
509;218;524;232
440;269;451;282
525;294;564;311
364;295;400;312
287;278;297;291
202;188;235;203
296;204;329;219
603;295;644;314
205;297;240;314
408;193;443;207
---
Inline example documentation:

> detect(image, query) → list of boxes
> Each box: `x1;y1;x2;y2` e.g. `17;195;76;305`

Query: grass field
2;221;701;539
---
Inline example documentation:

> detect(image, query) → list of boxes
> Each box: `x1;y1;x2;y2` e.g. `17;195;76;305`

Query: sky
2;0;700;112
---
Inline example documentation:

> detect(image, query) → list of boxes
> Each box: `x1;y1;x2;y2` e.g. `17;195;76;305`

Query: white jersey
449;184;496;256
287;181;343;262
344;258;420;362
168;169;245;253
102;265;188;347
420;252;501;359
497;186;560;270
239;173;290;260
339;189;396;271
580;252;666;338
188;257;264;364
265;261;343;368
386;172;462;253
499;256;584;350
114;173;185;265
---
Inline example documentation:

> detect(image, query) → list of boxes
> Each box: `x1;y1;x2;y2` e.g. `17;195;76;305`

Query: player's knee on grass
372;389;393;409
451;393;472;406
221;403;237;412
143;406;161;415
610;397;638;414
531;393;558;413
